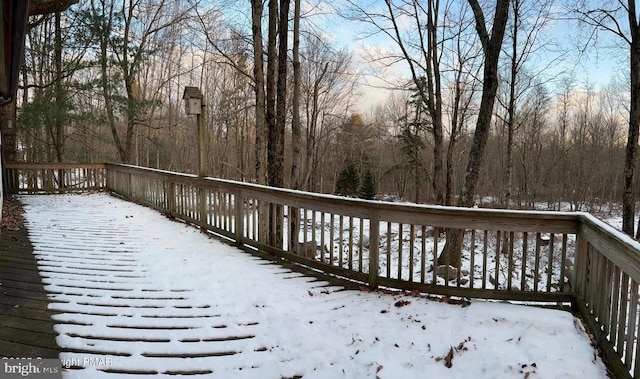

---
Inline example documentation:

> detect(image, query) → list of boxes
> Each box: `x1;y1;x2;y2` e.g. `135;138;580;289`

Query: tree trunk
269;0;290;248
54;11;64;163
446;77;462;206
289;0;302;255
290;0;302;191
250;0;268;246
625;4;640;237
124;78;136;164
94;2;126;163
426;0;445;205
251;0;267;185
266;0;277;185
271;0;289;189
439;0;510;268
504;1;519;211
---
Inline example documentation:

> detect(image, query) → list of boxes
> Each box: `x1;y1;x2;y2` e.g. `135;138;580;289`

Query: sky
20;193;610;378
326;0;630;113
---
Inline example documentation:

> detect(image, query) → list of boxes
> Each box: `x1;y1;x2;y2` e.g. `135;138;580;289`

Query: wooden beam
29;0;78;15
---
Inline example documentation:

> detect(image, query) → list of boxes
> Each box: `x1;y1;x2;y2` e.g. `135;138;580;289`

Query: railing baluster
329;214;335;265
617;273;630;358
433;227;439;285
534;233;541;292
320;212;326;264
482;230;488;290
348;216;354;271
234;190;243;246
508;231;514;290
338;215;344;268
253;199;259;241
358;217;364;273
398;223;403;280
602;259;614;336
369;209;380;289
312;209;317;261
409;224;415;282
521;232;528;291
561;234;568;292
386;222;392;279
421;225;427;284
495;231;502;290
610;265;622;350
624;281;638;370
470;229;476;289
547;233;555;292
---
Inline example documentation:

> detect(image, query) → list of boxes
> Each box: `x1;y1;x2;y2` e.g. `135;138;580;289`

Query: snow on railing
4;162;640;379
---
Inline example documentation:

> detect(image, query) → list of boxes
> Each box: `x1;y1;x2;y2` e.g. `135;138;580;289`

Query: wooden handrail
105;163;579;233
6;162;106;170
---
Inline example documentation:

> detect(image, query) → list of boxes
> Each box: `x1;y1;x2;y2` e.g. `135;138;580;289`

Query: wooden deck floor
0;195;358;377
0;226;60;358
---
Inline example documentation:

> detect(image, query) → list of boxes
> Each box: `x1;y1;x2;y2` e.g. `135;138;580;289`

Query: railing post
167;180;176;217
6;168;17;194
234;189;243;247
368;207;380;290
573;225;589;310
127;171;133;199
199;185;207;227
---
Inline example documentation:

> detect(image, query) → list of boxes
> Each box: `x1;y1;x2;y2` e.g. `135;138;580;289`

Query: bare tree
344;0;446;204
249;0;268;184
572;0;640;237
439;0;510;268
442;2;482;205
290;0;302;191
90;0;194;164
498;0;555;209
299;37;356;193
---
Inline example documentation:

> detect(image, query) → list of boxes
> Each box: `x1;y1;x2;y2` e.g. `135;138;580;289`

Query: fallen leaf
444;347;454;368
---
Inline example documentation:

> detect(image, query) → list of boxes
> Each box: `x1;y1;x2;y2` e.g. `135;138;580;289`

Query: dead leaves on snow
435;337;472;369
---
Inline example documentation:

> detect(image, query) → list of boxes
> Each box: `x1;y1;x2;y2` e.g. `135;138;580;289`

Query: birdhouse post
182;86;205;177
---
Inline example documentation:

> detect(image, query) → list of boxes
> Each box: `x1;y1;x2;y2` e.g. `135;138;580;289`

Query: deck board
0;227;61;359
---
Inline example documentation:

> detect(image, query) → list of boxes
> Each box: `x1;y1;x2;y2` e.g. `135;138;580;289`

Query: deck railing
5;162;106;193
5;162;640;379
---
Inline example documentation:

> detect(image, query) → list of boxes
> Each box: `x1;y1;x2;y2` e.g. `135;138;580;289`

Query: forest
7;0;640;232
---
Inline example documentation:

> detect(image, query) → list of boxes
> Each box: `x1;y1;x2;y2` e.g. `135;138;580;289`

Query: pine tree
359;169;376;200
335;163;360;197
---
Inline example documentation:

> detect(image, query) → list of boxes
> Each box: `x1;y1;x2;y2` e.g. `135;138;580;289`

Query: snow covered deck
0;193;608;378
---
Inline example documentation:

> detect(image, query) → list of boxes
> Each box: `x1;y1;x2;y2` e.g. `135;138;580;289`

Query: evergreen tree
335;163;360;197
397;125;426;202
359;168;376;200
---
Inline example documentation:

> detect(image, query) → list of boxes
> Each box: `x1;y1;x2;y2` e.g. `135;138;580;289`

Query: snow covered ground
21;193;609;378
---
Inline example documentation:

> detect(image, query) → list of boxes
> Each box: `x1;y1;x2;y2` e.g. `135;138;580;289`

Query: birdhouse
183;86;203;115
